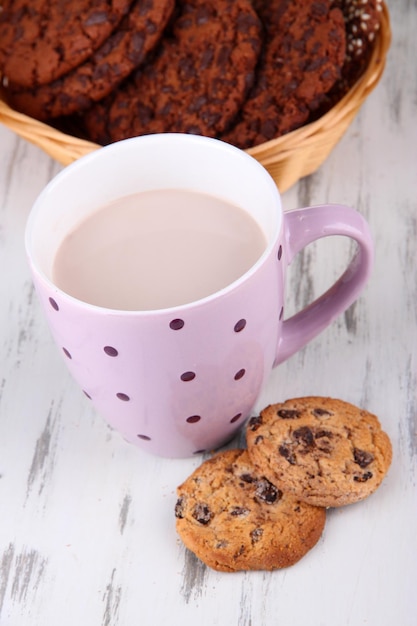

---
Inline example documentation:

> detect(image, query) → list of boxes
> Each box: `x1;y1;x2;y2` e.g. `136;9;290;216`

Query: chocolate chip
248;415;262;431
293;426;315;450
175;497;185;519
278;444;297;465
277;409;301;419
315;437;333;453
192;503;213;525
254;435;264;445
312;408;332;417
234;545;245;558
240;473;255;483
255;479;282;504
250;528;263;544
230;506;250;517
353;448;374;468
315;430;333;439
353;471;373;483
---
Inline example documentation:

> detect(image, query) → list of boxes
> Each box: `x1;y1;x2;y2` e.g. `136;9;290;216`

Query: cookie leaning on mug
175;449;326;572
246;397;392;508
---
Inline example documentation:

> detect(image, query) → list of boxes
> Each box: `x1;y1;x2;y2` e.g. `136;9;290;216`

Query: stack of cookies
175;397;392;572
0;0;384;150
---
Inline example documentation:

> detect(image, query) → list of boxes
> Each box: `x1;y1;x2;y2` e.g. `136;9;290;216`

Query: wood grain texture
0;2;416;623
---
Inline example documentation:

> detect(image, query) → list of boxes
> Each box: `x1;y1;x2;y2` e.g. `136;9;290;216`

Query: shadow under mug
25;134;373;457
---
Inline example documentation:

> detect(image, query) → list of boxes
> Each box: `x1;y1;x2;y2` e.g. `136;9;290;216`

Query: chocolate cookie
0;0;132;89
175;449;326;572
246;397;392;508
221;0;346;149
83;0;263;144
5;0;175;120
312;0;384;116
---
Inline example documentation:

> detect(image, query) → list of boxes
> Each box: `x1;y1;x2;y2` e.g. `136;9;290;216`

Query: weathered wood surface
0;2;416;624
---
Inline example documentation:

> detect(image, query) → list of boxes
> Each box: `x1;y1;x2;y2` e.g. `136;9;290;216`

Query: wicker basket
0;3;391;193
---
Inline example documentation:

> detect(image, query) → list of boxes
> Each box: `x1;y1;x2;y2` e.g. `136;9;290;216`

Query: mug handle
274;204;373;366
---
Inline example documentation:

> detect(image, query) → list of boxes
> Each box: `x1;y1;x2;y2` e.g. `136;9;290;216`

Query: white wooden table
0;2;415;624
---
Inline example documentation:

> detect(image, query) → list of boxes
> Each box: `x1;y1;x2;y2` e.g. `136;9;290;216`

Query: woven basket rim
0;2;391;175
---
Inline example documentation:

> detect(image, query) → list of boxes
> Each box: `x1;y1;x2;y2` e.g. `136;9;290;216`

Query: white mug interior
26;134;282;293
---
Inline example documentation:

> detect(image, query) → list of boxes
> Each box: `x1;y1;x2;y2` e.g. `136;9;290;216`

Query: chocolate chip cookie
246;397;392;508
5;0;175;120
0;0;132;89
221;0;346;149
83;0;263;144
175;448;326;572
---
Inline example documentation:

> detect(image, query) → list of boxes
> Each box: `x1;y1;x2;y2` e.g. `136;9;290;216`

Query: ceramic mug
25;134;373;457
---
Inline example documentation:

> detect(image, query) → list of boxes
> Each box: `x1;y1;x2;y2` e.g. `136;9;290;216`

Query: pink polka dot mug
25;134;373;457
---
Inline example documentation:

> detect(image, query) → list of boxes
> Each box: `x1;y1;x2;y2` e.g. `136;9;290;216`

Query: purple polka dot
277;245;283;261
83;390;92;399
116;392;130;401
137;434;151;441
170;318;184;330
234;319;246;333
49;297;59;311
234;369;246;380
230;413;242;423
104;346;118;357
62;347;72;359
180;371;196;381
279;306;284;321
186;415;201;424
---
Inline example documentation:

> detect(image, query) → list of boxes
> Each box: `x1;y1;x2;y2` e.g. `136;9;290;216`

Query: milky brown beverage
52;188;267;310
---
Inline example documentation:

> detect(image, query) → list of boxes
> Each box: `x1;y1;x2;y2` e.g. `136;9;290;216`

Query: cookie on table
221;0;346;149
175;449;326;572
0;0;132;89
246;397;392;508
83;0;263;144
5;0;175;120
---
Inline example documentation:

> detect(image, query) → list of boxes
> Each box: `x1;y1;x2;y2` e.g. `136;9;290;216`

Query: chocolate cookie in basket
5;0;176;120
312;0;385;118
82;0;263;143
221;0;346;149
0;0;132;89
0;1;391;192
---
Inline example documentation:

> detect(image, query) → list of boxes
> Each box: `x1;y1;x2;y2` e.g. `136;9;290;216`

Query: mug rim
25;133;282;316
